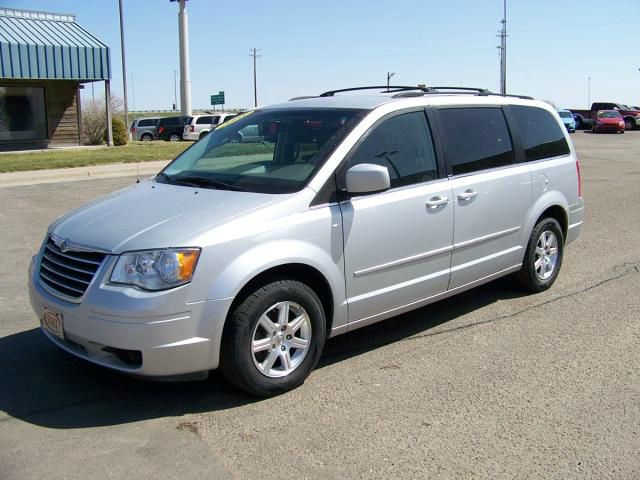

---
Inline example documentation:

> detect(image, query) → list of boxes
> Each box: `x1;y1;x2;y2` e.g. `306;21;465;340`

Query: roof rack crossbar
320;86;429;97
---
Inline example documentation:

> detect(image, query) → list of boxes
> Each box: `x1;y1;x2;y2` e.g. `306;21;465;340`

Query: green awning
0;7;110;81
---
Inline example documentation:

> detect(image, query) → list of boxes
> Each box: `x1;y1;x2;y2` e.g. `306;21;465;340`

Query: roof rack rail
319;86;429;97
391;87;534;100
288;95;317;101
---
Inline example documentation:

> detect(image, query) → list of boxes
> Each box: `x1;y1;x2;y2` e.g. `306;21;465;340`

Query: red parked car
592;110;625;134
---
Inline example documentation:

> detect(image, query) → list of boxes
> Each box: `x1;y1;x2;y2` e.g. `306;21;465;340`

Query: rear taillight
158;127;165;134
190;125;195;132
131;127;137;133
576;159;582;198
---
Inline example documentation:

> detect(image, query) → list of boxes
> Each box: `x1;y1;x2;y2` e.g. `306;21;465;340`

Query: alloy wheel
534;230;559;280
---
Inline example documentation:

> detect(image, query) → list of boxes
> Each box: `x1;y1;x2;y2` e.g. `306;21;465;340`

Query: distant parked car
592;110;625;134
155;116;190;142
182;113;238;141
557;110;576;133
130;117;160;141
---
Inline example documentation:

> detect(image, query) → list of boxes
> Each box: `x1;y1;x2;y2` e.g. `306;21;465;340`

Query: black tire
624;118;634;131
515;218;564;293
141;133;153;142
169;133;181;142
220;279;326;397
575;117;583;129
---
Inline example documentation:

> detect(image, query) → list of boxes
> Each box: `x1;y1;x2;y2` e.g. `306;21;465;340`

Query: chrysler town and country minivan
29;86;584;396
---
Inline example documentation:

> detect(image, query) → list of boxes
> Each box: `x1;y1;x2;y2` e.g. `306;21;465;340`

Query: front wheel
515;218;564;293
220;279;326;396
141;133;153;142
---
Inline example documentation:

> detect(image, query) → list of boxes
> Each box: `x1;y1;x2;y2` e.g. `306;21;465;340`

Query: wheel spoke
288;314;306;334
535;246;545;256
534;257;543;271
290;336;309;350
252;337;273;353
261;349;279;373
277;303;290;326
258;314;277;335
279;350;293;371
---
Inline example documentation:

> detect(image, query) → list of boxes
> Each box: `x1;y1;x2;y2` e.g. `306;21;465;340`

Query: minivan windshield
159;108;365;194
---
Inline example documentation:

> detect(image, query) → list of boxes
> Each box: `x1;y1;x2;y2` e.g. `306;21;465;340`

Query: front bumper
28;256;233;377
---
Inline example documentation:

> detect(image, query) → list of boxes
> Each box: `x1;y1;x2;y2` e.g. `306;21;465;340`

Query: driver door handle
457;189;478;201
425;196;449;208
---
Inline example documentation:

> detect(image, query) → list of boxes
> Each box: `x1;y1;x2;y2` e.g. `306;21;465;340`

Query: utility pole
498;0;507;94
250;48;261;107
118;0;129;132
173;69;178;110
131;72;135;111
386;72;395;91
587;76;591;106
171;0;192;115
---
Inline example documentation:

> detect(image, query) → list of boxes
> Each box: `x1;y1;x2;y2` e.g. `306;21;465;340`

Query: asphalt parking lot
1;131;639;479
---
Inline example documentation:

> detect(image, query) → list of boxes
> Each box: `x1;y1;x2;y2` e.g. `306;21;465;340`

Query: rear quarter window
439;107;515;175
511;106;570;161
137;119;157;127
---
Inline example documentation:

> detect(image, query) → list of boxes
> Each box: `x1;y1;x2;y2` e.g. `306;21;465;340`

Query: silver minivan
29;87;584;396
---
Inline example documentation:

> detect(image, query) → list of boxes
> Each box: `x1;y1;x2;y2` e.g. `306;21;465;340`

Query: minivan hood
49;179;277;253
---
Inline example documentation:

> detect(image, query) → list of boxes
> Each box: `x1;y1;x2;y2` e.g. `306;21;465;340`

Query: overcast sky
8;0;640;110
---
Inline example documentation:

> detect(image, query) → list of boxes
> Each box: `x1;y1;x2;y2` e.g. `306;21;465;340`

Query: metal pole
251;48;259;107
588;76;591;106
173;69;177;110
178;0;192;116
131;72;135;111
500;0;507;95
118;0;129;135
105;80;113;146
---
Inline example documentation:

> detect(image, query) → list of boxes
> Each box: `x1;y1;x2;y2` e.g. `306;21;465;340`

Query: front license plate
42;308;64;340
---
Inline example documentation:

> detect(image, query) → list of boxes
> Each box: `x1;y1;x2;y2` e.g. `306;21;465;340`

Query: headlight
111;248;201;290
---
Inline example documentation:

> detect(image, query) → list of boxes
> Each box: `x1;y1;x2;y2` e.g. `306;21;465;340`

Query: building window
0;86;48;142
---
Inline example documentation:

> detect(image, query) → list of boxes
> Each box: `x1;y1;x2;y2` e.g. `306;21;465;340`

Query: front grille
39;236;107;300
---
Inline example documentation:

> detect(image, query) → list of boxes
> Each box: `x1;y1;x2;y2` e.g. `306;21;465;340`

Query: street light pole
386;72;395;91
173;69;178;110
118;0;129;134
250;48;261;107
588;76;591;106
171;0;192;115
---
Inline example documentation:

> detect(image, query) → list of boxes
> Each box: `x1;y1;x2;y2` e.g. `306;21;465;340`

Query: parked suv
183;113;238;141
29;86;584;397
155;116;190;141
130;117;160;141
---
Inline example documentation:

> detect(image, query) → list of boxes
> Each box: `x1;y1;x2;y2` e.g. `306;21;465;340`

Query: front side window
511;106;570;161
346;111;438;188
439;108;514;175
0;86;47;141
160;108;365;194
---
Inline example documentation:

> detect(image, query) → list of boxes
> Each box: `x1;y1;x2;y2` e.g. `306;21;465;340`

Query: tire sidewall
522;218;564;292
222;281;326;396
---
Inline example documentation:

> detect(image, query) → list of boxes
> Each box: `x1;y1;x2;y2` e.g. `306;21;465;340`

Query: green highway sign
210;91;225;105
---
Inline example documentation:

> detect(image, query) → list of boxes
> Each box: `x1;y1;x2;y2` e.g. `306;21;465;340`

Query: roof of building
0;7;110;81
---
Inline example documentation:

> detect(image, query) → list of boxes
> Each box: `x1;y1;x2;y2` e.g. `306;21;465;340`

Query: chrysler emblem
60;241;68;253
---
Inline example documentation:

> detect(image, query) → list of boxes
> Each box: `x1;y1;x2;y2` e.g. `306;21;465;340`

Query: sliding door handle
457;189;478;201
425;196;449;208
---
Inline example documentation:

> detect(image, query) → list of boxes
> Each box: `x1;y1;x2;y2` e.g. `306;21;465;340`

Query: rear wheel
575;117;583;129
141;133;153;142
220;279;326;397
624;117;634;131
515;218;564;293
169;133;181;142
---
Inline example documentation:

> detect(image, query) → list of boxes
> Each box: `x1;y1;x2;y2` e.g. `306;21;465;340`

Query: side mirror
346;163;391;194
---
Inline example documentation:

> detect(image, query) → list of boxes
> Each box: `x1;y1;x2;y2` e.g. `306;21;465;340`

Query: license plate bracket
42;308;64;340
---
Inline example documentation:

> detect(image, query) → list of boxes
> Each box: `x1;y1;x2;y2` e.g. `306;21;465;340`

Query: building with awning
0;7;112;150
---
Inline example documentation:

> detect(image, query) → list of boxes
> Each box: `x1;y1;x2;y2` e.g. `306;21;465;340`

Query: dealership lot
0;132;638;479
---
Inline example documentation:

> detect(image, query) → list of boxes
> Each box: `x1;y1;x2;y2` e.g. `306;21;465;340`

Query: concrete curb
0;160;170;188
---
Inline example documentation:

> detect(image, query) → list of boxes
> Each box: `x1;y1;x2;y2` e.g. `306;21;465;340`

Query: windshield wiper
172;175;247;191
155;172;174;184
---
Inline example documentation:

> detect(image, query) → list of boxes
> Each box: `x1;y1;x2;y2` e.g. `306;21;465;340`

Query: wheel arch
225;263;336;339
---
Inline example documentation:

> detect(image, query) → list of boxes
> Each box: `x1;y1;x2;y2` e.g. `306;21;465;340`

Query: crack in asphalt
403;261;640;343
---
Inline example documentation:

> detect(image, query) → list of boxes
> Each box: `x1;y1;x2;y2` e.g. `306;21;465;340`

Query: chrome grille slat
39;236;107;300
45;244;103;266
40;272;86;294
42;253;96;276
40;262;91;285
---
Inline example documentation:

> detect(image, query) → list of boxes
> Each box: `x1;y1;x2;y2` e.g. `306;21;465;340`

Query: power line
250;48;261;107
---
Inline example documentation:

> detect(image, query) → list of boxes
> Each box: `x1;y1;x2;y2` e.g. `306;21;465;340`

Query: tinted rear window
161;117;188;126
196;116;213;124
511;106;570;161
439;108;515;175
137;119;157;127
